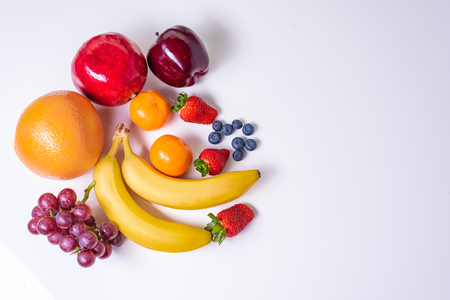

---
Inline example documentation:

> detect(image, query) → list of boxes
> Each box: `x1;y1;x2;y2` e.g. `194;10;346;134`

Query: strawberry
205;203;255;245
194;148;230;177
171;92;218;125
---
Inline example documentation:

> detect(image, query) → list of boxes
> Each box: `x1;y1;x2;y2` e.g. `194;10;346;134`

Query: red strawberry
205;203;255;245
171;92;218;125
194;148;229;176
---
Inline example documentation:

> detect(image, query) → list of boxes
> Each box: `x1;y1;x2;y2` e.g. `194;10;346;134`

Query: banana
93;124;211;252
121;128;261;210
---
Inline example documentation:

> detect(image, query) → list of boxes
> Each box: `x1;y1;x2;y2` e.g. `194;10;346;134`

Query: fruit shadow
179;133;205;180
196;18;234;72
94;104;129;159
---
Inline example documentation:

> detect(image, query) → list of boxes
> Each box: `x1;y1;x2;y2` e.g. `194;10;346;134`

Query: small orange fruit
130;90;172;131
14;90;104;180
150;134;193;177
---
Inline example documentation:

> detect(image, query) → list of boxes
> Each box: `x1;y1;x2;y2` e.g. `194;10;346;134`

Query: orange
130;90;172;131
150;134;193;177
14;90;104;180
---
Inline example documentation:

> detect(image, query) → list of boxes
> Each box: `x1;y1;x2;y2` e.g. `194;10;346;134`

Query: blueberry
231;137;245;150
212;120;222;131
233;149;244;161
221;124;233;136
244;139;257;151
208;132;222;144
242;123;254;136
232;119;243;129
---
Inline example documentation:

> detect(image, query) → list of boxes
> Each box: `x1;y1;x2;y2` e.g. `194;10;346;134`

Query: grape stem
81;181;96;204
87;225;105;241
71;245;82;256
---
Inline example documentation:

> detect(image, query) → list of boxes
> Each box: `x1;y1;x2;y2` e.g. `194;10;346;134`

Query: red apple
71;32;148;107
147;25;209;88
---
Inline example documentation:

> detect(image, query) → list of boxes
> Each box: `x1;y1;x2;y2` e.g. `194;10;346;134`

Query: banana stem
107;123;129;158
122;131;134;158
107;136;122;158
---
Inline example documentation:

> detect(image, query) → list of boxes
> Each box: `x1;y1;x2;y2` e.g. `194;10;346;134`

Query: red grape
59;235;78;253
37;193;58;213
79;231;98;250
48;228;67;245
69;221;87;238
55;210;74;229
98;241;112;259
100;221;119;240
57;188;77;209
27;217;41;235
84;215;96;227
109;231;124;247
31;205;49;218
36;216;56;236
77;250;96;268
91;240;106;257
72;204;92;222
27;182;116;268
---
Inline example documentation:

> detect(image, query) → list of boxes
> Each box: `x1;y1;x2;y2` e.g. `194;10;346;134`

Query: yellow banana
93;124;211;252
121;128;261;210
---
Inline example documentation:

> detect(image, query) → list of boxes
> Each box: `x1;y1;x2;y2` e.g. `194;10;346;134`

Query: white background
1;0;449;299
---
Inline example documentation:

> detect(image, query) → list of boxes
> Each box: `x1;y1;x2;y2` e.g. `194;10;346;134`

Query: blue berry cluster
209;119;257;161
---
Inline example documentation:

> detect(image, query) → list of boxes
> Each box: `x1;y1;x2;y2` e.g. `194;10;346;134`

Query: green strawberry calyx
171;92;189;112
194;158;210;177
205;213;226;245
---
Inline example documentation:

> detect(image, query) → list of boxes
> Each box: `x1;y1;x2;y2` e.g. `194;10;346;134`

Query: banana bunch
93;124;211;252
93;124;260;252
121;129;260;210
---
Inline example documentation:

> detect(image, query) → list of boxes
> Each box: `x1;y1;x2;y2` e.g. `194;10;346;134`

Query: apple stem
128;93;137;102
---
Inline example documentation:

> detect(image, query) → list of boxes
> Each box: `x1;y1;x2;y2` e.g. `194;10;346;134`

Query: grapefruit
14;90;104;180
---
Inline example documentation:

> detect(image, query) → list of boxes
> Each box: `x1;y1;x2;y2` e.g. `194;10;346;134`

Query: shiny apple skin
71;32;148;107
147;25;209;88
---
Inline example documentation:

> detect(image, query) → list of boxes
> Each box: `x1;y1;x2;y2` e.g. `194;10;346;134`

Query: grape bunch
27;181;124;268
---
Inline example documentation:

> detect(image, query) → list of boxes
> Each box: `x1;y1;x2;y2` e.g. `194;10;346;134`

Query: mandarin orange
149;134;193;177
130;90;172;131
14;90;104;180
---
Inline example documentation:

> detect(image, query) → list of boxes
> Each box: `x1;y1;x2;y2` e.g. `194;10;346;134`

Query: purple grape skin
69;221;87;238
31;205;49;218
55;210;74;229
109;231;124;248
91;240;106;257
78;231;98;250
98;241;112;259
57;188;77;209
77;250;96;268
27;217;41;235
37;193;58;212
72;204;92;222
48;228;67;245
59;235;78;253
84;215;96;227
100;221;119;240
36;216;56;236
